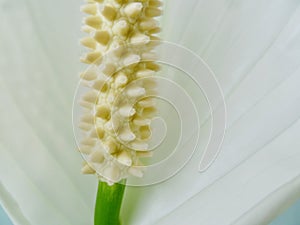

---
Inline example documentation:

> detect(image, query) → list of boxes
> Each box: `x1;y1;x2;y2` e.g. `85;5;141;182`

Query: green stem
94;180;126;225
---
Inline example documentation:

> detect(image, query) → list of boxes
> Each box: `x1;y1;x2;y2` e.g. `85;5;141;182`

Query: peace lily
0;1;300;225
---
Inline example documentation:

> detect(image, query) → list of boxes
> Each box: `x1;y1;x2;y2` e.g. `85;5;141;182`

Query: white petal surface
0;0;300;225
156;119;300;225
122;1;300;225
0;0;96;224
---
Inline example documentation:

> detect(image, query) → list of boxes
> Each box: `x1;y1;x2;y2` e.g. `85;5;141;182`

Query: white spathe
0;0;300;225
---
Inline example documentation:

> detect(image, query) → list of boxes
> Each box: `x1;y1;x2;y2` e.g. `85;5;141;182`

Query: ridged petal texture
0;0;300;225
78;0;162;185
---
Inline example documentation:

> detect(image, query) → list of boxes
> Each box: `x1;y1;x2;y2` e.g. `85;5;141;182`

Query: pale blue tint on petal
0;205;13;225
270;199;300;225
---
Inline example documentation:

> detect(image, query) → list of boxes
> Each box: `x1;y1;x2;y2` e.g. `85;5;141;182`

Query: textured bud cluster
78;0;162;185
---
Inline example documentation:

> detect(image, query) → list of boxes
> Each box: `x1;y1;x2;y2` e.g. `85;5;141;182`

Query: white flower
0;0;300;225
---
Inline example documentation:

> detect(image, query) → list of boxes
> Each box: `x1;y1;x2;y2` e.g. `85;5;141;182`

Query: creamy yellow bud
101;5;117;21
103;165;120;182
149;0;163;7
130;32;150;45
119;105;136;117
145;61;161;71
82;163;95;174
112;20;130;36
102;63;116;76
79;0;162;183
124;2;143;19
81;138;96;146
85;15;102;29
83;91;98;104
149;27;161;34
139;18;158;31
90;151;105;163
113;0;125;5
141;106;157;118
130;140;149;151
93;79;108;92
128;167;143;178
137;98;155;108
81;67;99;81
118;128;136;142
81;25;95;34
133;117;151;126
94;30;111;45
145;7;162;17
141;52;157;61
78;146;93;155
82;51;102;64
136;69;155;78
126;86;146;98
139;125;151;139
122;53;141;66
79;123;92;131
79;100;93;109
117;151;132;166
143;78;157;89
81;4;98;15
95;126;105;139
96;105;111;120
105;138;118;154
81;114;94;123
115;72;128;87
80;37;97;49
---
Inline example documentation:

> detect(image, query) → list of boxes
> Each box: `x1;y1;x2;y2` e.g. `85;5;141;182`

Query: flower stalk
94;180;126;225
